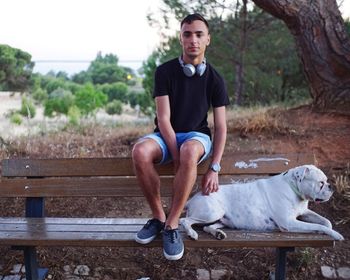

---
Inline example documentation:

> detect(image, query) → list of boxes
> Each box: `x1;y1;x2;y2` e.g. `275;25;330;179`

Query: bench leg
26;197;45;217
24;246;48;280
270;247;295;280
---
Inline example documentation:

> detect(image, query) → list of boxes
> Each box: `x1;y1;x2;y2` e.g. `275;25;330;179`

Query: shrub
10;113;23;125
106;100;123;115
32;88;48;104
74;84;108;116
19;96;36;118
67;106;81;126
100;82;128;102
44;88;74;117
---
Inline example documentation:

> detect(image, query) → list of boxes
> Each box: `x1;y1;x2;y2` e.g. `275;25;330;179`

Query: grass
332;164;350;225
226;105;294;135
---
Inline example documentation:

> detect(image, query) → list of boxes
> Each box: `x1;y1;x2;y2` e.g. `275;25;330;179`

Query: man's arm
155;96;179;170
201;106;227;195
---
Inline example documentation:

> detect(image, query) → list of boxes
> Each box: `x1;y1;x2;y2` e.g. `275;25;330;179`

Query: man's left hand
201;171;219;195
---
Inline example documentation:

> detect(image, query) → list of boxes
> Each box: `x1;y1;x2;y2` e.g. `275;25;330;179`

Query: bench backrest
0;153;315;198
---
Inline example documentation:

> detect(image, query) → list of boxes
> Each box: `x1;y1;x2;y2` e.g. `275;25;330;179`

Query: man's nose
189;34;198;43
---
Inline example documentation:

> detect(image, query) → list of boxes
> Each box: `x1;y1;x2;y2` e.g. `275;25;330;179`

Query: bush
106;100;123;115
32;88;48;104
10;113;22;125
67;106;81;126
100;82;128;102
44;88;74;117
74;84;108;116
19;96;36;118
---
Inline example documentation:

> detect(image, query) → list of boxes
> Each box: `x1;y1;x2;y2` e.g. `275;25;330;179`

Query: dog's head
291;165;333;202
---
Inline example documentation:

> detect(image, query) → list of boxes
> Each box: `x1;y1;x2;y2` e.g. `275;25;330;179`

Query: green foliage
71;70;92;84
44;88;74;117
10;113;23;125
0;44;34;91
146;1;309;107
87;52;127;84
99;82;128;102
345;19;350;35
32;88;48;104
127;90;154;116
74;84;108;116
67;105;81;126
105;100;123;115
19;96;36;118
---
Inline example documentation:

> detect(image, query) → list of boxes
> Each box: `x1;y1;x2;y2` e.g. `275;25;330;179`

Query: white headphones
178;56;207;77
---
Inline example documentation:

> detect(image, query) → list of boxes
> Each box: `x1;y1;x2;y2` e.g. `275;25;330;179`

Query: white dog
181;165;344;241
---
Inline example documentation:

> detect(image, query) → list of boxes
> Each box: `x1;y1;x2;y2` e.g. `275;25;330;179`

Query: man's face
180;20;210;61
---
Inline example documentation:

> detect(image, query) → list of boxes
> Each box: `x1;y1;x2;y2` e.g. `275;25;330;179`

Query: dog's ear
293;166;310;182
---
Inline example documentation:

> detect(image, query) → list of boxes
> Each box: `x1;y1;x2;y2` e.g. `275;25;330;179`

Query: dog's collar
288;181;307;201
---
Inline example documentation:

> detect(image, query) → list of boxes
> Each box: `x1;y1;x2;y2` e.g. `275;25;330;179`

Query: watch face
211;163;221;172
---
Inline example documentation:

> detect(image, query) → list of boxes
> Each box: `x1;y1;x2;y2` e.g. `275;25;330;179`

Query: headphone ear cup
183;64;196;77
196;63;206;76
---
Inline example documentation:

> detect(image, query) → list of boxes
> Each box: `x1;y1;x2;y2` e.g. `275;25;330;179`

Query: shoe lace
167;229;178;243
144;219;153;229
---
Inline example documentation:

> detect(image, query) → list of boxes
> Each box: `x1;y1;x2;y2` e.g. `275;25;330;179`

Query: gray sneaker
162;226;184;261
135;219;165;244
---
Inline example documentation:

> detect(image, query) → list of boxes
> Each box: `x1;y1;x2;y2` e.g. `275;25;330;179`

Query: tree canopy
0;44;34;92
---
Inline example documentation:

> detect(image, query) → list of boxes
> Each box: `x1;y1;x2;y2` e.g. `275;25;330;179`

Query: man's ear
207;34;211;46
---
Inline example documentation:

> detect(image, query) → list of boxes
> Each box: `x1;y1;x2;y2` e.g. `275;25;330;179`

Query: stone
10;264;22;274
196;268;210;280
338;267;350;279
3;276;21;280
321;266;337;279
211;269;228;280
63;265;72;274
73;265;90;276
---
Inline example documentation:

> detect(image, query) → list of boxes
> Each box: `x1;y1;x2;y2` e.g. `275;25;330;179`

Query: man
132;13;229;261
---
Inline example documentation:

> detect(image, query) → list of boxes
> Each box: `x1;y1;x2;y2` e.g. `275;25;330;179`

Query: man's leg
132;138;167;244
132;138;166;222
162;140;205;260
166;140;205;229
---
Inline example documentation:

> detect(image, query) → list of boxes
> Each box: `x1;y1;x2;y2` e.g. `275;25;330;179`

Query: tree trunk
234;0;248;105
252;0;350;114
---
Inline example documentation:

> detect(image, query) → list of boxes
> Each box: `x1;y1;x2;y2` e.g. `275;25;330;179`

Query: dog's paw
331;231;344;241
188;231;199;240
215;229;227;240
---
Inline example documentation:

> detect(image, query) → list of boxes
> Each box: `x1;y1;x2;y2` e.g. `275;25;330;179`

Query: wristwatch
210;162;221;173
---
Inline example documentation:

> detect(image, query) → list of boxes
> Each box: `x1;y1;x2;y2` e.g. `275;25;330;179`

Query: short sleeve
212;75;230;108
153;66;169;98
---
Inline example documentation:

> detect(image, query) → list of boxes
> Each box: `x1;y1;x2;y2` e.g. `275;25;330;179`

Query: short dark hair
180;13;209;32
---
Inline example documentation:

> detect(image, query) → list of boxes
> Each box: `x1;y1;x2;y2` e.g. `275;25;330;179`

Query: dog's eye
319;182;325;189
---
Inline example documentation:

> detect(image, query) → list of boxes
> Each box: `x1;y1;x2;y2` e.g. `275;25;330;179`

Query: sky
1;0;167;75
1;0;349;76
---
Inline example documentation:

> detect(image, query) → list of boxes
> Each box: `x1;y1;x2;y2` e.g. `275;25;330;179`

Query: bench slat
0;175;258;197
0;218;334;248
1;153;315;177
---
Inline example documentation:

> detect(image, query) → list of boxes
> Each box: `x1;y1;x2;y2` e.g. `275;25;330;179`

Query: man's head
181;13;210;33
180;13;210;63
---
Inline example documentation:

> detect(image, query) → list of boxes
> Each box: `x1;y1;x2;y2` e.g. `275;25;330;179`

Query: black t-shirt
153;58;230;138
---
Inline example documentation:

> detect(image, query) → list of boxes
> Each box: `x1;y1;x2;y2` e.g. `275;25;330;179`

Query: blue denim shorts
142;131;212;164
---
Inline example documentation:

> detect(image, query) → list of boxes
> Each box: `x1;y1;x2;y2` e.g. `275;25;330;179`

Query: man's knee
180;141;204;165
132;140;161;164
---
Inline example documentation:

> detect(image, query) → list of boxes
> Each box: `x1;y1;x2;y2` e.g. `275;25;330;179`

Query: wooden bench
0;154;335;280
